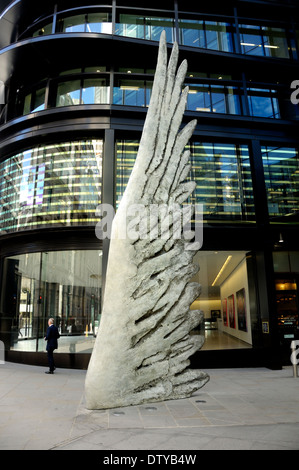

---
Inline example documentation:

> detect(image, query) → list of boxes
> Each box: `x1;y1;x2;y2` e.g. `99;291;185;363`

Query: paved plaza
0;362;299;450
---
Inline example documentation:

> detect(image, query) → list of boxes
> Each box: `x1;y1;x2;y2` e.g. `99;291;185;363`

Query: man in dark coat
44;318;60;374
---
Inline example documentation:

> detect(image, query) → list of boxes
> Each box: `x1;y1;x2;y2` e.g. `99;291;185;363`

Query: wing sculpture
85;31;209;409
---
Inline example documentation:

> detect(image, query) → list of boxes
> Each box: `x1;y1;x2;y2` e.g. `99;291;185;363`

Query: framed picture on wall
236;287;247;332
222;298;228;326
211;310;221;321
228;294;235;328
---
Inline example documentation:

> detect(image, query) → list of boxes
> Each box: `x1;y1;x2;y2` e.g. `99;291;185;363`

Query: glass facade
0;249;102;353
116;140;255;223
0;140;103;234
247;88;280;119
239;24;290;58
188;143;255;223
26;8;292;61
13;72;281;120
113;79;152;107
57;12;113;34
179;18;234;52
56;78;110;106
262;146;299;221
186;83;242;115
115;14;175;42
1;1;298;369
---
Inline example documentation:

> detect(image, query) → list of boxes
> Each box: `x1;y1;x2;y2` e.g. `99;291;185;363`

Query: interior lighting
120;86;140;90
211;255;232;286
240;42;260;47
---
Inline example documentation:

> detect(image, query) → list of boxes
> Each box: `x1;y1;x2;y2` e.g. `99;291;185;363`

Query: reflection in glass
116;140;255;223
0;250;102;353
86;13;113;34
0;140;103;234
262;146;299;221
32;22;53;37
58;13;112;34
113;80;152;107
115;14;174;43
240;24;289;58
186;84;241;115
188;143;254;222
82;79;110;104
23;88;46;115
179;18;234;52
56;80;81;106
247;88;280;118
56;79;109;106
262;26;290;58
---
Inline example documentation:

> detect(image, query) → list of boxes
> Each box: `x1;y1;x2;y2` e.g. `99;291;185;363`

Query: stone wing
85;31;209;409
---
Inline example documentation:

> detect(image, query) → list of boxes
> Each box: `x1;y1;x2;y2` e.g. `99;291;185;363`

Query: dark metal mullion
52;4;58;34
174;0;180;45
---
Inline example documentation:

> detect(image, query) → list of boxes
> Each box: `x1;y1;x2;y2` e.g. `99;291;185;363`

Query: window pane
186;84;211;112
56;80;81;107
189;143;255;223
116;140;255;223
0;140;103;234
115;14;145;38
145;17;174;42
113;80;146;106
82;79;110;104
23;93;32;115
262;146;299;221
0;250;102;353
179;19;205;47
205;21;234;52
32;88;46;112
116;140;139;206
227;87;242;115
240;24;264;56
115;14;174;42
210;85;226;113
86;12;112;34
60;15;86;33
248;89;280;118
33;22;53;37
262;26;289;58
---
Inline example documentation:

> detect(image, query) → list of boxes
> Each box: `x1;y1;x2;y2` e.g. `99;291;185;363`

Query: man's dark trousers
47;348;55;372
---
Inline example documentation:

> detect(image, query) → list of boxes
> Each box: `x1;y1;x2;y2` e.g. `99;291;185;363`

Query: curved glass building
0;0;298;369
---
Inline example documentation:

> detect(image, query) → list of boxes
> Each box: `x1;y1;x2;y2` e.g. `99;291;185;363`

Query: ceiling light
212;256;232;286
240;42;257;47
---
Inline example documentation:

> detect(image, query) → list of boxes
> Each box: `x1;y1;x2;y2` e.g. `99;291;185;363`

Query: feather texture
85;31;209;409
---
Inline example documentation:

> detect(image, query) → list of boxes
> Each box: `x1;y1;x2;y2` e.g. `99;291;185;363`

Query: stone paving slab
0;362;299;450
